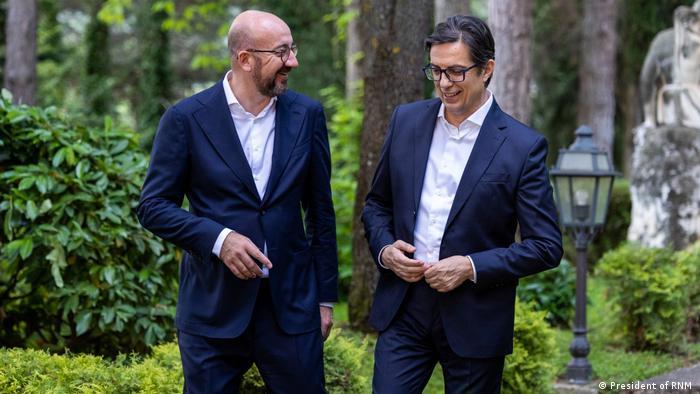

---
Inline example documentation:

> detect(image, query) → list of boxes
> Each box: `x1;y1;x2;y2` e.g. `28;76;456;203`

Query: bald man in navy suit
138;10;337;394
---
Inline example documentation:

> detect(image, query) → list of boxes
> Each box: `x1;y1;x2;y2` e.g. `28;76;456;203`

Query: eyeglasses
246;44;298;63
423;64;479;82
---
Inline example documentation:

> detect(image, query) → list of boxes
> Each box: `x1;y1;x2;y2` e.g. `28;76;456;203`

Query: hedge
0;329;367;394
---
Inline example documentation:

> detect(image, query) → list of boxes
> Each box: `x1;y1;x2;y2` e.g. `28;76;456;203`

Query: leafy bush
502;300;557;394
563;179;631;267
322;86;362;299
517;259;575;328
0;92;179;355
0;330;368;393
597;243;691;352
675;242;700;342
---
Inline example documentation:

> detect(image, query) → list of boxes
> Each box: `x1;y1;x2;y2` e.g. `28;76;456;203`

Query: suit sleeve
137;106;224;261
469;136;563;286
303;103;339;303
362;108;400;270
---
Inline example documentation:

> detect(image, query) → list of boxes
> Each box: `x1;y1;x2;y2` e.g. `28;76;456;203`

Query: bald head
227;10;291;60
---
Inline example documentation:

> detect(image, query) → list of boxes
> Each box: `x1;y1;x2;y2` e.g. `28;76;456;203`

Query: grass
334;273;700;393
552;276;700;385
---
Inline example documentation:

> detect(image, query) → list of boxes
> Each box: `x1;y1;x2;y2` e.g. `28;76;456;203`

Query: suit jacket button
260;209;266;215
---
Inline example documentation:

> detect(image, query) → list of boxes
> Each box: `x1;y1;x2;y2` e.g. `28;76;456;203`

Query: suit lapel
413;99;442;213
263;92;304;204
444;101;507;230
193;82;260;201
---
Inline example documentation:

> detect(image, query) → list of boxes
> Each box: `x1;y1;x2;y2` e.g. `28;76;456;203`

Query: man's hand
424;255;473;293
380;240;428;283
220;232;273;280
320;306;333;340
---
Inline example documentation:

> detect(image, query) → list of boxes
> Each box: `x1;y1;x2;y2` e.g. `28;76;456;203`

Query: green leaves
75;311;93;336
598;243;696;352
0;95;179;355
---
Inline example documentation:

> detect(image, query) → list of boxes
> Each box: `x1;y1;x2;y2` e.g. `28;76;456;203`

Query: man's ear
237;51;254;72
482;59;495;84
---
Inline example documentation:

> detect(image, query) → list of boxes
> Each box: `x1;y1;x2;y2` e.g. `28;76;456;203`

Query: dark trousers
178;281;325;394
373;280;504;394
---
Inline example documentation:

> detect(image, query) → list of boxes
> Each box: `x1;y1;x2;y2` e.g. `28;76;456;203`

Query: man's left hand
424;255;473;293
320;306;333;340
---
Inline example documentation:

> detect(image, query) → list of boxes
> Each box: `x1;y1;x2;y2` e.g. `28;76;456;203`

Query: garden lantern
550;125;620;384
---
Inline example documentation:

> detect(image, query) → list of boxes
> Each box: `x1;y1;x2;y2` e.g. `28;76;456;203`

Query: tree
578;0;617;154
435;0;470;25
345;0;362;98
348;0;433;331
84;0;111;117
135;2;171;149
530;0;580;165
3;0;38;105
488;0;533;124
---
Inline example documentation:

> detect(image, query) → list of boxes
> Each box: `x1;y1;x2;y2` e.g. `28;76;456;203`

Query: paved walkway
630;363;700;394
552;363;700;394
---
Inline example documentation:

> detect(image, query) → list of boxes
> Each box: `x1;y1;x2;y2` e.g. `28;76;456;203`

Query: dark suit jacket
363;98;563;358
138;82;338;339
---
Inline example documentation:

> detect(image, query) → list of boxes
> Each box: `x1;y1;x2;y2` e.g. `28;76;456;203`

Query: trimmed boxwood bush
502;300;557;394
0;92;179;355
0;330;367;393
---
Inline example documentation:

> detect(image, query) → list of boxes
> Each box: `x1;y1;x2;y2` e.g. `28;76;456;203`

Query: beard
253;62;290;97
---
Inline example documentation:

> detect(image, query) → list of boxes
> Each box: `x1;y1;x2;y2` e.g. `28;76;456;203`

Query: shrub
675;242;700;341
0;343;182;393
321;86;362;299
597;243;691;352
563;179;631;267
0;330;367;393
502;300;557;394
0;92;179;356
517;259;575;328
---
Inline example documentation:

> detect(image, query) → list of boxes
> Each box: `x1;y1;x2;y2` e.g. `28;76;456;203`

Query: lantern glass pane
560;151;593;171
554;176;572;225
571;176;595;223
596;153;611;171
594;176;613;225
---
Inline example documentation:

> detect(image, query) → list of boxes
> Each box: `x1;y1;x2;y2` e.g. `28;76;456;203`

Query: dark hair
425;15;495;86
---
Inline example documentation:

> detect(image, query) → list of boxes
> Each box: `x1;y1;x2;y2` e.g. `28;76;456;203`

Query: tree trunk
3;0;37;105
435;0;470;24
345;0;362;98
348;0;433;332
85;0;111;116
578;0;617;154
136;3;171;150
488;0;533;124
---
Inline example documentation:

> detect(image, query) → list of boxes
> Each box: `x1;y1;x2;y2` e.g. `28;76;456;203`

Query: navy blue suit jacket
363;98;563;358
138;82;338;338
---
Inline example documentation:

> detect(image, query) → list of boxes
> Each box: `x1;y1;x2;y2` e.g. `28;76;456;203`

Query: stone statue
629;1;700;250
640;1;700;128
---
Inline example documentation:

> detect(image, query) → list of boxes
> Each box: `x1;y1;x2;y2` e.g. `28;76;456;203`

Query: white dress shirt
380;92;493;283
212;71;276;277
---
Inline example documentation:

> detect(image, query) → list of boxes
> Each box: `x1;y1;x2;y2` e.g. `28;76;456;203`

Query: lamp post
550;126;620;384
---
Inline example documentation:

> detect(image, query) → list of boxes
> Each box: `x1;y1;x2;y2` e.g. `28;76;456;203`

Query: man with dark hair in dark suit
363;15;563;394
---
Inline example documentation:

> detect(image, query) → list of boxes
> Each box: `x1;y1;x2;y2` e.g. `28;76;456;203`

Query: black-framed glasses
246;44;298;63
423;64;479;82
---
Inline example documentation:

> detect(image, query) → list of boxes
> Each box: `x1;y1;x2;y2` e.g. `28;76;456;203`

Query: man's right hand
220;232;273;280
380;240;427;282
